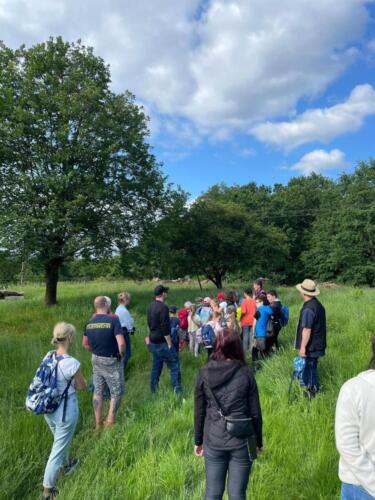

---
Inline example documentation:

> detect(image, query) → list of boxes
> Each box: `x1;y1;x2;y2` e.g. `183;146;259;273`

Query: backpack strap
203;378;227;418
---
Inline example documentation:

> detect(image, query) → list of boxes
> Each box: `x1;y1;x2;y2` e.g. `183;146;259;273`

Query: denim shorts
92;354;124;398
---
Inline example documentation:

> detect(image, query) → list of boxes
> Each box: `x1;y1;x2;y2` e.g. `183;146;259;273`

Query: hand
299;348;306;358
194;445;204;457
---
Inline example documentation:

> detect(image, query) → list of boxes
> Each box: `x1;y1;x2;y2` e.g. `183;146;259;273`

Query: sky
1;0;375;198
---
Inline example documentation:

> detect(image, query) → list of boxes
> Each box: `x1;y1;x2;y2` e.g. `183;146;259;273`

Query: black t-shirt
83;313;123;357
147;300;171;344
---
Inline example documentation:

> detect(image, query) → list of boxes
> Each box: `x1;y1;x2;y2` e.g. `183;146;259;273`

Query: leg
227;446;252;500
165;345;182;394
92;356;107;426
302;357;320;396
194;333;199;357
93;395;103;427
242;327;249;353
43;397;78;490
189;332;194;354
123;333;132;371
204;446;229;500
150;343;164;393
104;359;124;424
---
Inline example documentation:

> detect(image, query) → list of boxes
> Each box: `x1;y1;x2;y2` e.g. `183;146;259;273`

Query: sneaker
63;458;80;476
42;487;59;499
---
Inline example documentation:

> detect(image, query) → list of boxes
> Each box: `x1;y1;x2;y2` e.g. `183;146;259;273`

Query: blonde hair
118;291;131;304
52;322;76;346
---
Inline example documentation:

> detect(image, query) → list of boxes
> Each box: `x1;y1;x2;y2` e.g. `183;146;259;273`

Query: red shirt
240;298;256;327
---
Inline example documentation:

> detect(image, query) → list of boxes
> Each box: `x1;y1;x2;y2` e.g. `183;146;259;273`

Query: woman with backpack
42;322;86;499
194;328;263;500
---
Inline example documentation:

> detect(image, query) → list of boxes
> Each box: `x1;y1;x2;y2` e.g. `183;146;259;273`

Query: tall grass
0;281;374;500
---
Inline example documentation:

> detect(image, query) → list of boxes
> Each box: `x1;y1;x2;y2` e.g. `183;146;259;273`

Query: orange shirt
240;297;256;327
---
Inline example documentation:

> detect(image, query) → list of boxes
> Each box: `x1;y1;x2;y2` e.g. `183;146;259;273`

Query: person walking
240;288;256;354
335;334;375;500
42;322;87;500
83;296;125;429
295;279;326;396
115;291;135;372
194;328;263;500
147;285;182;394
252;295;273;366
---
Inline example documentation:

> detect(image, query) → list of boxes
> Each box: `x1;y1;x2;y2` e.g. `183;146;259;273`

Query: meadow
0;281;374;500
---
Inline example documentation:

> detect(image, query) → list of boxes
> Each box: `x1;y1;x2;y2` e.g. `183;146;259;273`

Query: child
226;305;241;336
178;304;189;350
187;302;201;357
169;305;180;351
252;295;273;367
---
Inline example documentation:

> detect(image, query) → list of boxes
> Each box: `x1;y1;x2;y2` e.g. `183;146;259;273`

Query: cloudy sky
1;0;375;196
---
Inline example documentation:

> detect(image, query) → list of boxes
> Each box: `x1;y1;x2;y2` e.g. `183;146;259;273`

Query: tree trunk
197;275;203;291
206;272;223;289
45;259;61;306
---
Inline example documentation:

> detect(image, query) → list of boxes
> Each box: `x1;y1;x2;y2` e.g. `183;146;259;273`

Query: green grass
0;281;374;500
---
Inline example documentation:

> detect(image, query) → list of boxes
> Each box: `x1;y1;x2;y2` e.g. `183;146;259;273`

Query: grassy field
0;281;374;500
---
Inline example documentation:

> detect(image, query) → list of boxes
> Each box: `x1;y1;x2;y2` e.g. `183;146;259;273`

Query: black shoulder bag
204;379;258;460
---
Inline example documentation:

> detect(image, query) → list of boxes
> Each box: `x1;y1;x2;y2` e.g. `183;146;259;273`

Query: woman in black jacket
194;328;263;500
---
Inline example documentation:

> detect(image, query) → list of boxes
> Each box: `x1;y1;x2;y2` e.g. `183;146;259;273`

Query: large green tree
0;38;173;304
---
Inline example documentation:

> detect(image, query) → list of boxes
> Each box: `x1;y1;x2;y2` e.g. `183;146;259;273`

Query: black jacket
147;300;171;344
194;360;263;449
295;297;327;355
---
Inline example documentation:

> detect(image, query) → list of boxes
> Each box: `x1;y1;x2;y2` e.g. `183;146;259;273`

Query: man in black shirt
295;279;327;396
147;285;182;394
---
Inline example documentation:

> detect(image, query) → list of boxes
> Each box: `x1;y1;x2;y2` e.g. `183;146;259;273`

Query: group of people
27;278;375;500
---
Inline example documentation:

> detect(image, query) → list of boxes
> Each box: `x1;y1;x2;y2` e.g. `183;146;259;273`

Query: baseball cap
169;305;177;313
154;285;169;296
217;292;225;300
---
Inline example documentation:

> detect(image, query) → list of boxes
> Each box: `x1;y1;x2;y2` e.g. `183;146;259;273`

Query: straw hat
296;279;320;296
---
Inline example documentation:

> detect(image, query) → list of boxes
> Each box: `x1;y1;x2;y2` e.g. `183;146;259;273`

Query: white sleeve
64;358;80;379
335;382;375;492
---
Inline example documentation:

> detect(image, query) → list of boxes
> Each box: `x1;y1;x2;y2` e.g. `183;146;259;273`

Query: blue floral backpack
26;351;72;421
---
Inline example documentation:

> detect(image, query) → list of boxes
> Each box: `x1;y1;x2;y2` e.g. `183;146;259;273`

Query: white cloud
290;149;348;175
0;0;372;138
251;84;375;150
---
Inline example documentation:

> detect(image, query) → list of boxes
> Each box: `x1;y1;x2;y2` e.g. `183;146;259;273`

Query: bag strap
203;378;226;418
61;378;73;422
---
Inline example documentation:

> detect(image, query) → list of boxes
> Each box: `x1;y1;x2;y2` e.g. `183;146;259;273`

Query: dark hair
371;335;375;369
267;289;278;298
169;305;177;314
254;278;263;288
224;289;236;303
244;287;253;296
211;328;246;365
256;295;268;305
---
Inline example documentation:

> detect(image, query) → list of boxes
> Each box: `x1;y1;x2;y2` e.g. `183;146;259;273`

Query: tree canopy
0;38;179;304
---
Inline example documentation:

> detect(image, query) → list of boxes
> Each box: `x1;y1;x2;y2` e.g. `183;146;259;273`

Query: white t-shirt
56;355;80;395
115;304;134;332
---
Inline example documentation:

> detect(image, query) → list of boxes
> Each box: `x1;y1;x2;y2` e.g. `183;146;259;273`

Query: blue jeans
149;342;181;394
123;333;132;370
342;483;375;499
43;393;79;488
302;357;320;393
242;326;253;353
204;445;252;500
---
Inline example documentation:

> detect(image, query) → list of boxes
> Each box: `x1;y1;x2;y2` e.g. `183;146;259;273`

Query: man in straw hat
295;279;327;396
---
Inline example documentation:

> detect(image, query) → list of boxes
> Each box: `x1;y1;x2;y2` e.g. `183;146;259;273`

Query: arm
335;382;375;492
82;334;91;352
247;371;263;449
73;368;87;390
194;372;207;456
114;318;126;356
300;328;311;357
160;306;172;348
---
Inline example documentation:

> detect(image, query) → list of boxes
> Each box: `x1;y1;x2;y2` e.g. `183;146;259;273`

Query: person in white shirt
335;335;375;500
42;322;86;500
115;291;135;371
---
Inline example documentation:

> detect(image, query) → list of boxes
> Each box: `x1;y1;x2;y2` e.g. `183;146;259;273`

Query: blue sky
1;0;374;198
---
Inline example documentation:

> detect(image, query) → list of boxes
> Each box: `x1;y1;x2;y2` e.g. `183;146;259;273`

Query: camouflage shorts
92;354;124;399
